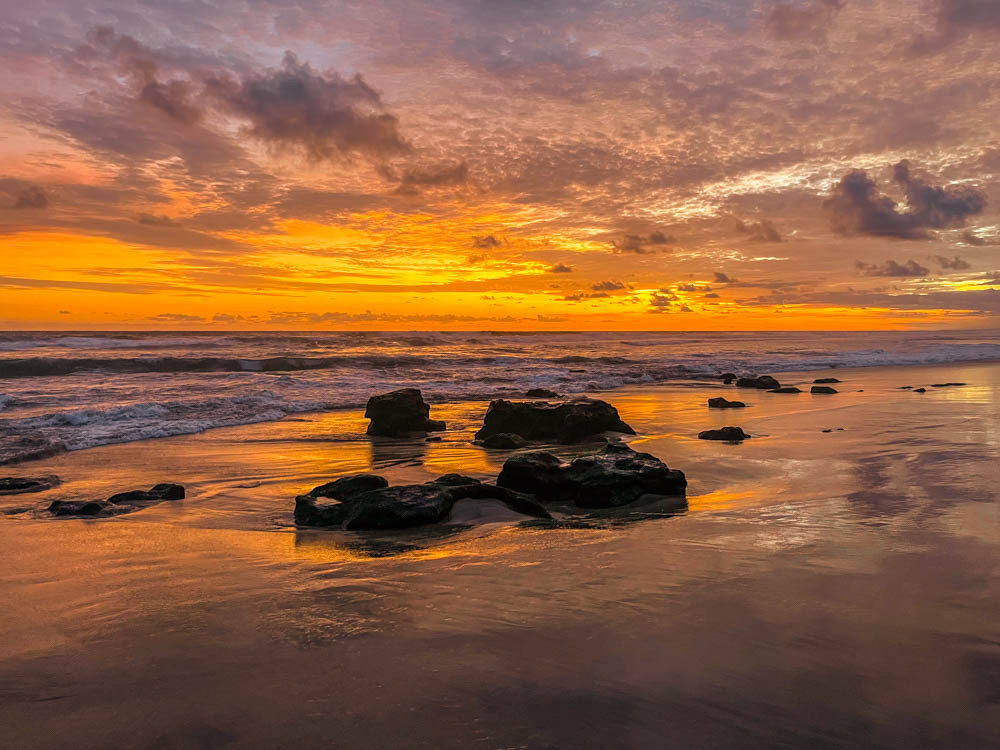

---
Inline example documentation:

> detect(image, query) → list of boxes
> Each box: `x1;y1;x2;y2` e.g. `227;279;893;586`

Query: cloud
963;230;999;246
12;185;48;209
765;0;844;41
390;161;469;195
147;313;206;322
935;255;971;270
714;272;736;284
591;280;628;291
825;161;986;239
855;259;929;277
735;218;782;242
912;0;1000;51
206;51;407;160
137;213;179;226
549;263;573;273
613;231;676;254
472;234;500;249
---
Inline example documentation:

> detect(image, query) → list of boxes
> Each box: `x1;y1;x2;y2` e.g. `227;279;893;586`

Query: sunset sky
1;0;998;330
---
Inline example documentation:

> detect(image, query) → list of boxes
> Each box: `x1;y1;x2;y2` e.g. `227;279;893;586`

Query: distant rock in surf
525;388;561;398
720;372;737;384
47;483;185;518
768;387;802;394
698;426;751;441
496;442;687;509
931;382;966;388
0;475;59;495
475;397;635;444
810;386;838;394
736;375;780;389
295;473;550;530
708;397;746;408
814;378;841;384
481;433;528;449
914;387;927;393
365;388;446;437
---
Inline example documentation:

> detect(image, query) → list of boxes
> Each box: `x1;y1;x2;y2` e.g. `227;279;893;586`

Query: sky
1;0;999;331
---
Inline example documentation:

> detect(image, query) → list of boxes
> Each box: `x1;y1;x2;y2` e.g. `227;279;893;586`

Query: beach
2;357;999;748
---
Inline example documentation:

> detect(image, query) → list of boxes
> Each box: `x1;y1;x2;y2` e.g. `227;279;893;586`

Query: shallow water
1;362;999;748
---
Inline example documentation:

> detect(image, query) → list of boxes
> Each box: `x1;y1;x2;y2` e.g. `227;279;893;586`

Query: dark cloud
935;255;971;270
704;292;720;298
549;263;573;273
735;217;782;242
472;233;500;249
12;185;48;209
137;213;179;226
714;272;736;284
765;0;844;41
613;231;675;254
855;259;929;277
206;52;407;160
825;161;986;240
391;162;469;195
591;280;628;291
963;230;999;246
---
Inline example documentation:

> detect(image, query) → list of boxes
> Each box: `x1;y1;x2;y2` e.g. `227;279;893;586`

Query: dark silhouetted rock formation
698;426;751;441
475;397;635;444
0;475;59;495
736;375;780;389
810;386;838;394
481;433;528;449
48;483;185;517
365;388;446;436
708;397;746;408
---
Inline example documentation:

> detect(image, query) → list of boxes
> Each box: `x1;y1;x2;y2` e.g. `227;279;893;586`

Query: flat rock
708;397;746;408
48;483;185;518
814;378;841;384
482;432;529;449
698;426;751;441
48;500;109;517
496;443;686;508
914;387;927;393
475;397;635;444
365;388;446;437
768;387;802;393
0;475;60;495
931;382;966;388
810;386;838;394
735;375;780;389
107;483;185;504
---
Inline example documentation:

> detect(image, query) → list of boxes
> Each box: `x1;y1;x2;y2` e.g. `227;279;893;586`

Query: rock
698;426;751;441
822;429;832;433
768;387;802;393
525;388;561;398
735;375;780;389
810;386;838;394
48;500;108;517
364;388;446;437
295;473;550;530
899;386;913;390
107;483;185;504
931;382;966;387
813;378;841;384
0;475;59;495
708;397;746;408
497;443;686;508
482;432;528;449
720;372;737;384
475;397;635;444
914;387;926;393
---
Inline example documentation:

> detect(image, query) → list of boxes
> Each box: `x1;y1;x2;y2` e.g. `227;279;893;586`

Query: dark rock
720;372;737;381
822;429;832;433
768;387;802;393
735;375;780;389
914;387;926;393
48;500;108;517
698;426;751;441
810;386;838;394
723;376;735;385
364;388;446;437
475;397;635;444
344;485;456;530
525;388;561;398
107;483;185;505
814;378;841;384
899;386;913;390
708;397;746;408
303;474;389;499
0;475;59;495
931;382;966;388
482;433;528;449
497;443;686;508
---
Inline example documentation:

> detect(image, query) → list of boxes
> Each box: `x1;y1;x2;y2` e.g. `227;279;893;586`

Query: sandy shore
1;360;999;748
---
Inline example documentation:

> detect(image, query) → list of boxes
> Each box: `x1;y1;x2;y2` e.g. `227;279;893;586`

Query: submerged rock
47;483;185;518
497;443;686;508
481;432;528;449
914;387;927;393
708;397;746;408
698;426;751;441
931;382;966;388
0;475;59;495
365;388;446;437
525;388;561;398
295;473;550;530
768;387;802;394
475;397;635;444
720;372;737;382
814;378;841;384
810;386;838;394
736;375;780;389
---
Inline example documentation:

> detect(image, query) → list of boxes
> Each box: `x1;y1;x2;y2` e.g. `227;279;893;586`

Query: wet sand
1;362;999;748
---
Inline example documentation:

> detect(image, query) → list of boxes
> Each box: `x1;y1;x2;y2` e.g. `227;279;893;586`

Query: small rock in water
822;429;833;433
708;397;746;408
769;387;802;394
364;388;446;437
525;388;561;398
720;372;737;385
811;386;838;394
914;387;927;393
931;382;966;388
735;375;780;389
899;386;913;390
0;475;59;495
47;483;185;518
481;433;528;449
814;378;841;384
107;483;185;504
475;397;635;444
698;426;751;442
48;500;108;517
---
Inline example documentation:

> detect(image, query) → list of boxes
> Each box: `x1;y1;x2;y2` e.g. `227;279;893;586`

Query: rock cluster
0;475;59;495
475;397;635;444
48;483;185;517
708;397;746;408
